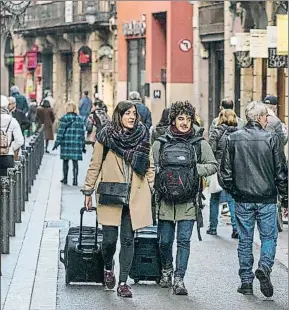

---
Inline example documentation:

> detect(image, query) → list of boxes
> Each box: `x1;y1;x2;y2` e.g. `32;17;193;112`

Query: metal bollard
22;150;29;201
0;176;10;254
19;155;26;211
14;161;22;224
26;146;32;194
7;168;16;237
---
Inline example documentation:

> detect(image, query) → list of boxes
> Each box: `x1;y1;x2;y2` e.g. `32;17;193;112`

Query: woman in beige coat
82;100;155;298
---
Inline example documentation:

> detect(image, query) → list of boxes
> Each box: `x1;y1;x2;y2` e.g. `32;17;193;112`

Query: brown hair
112;100;140;130
217;109;237;127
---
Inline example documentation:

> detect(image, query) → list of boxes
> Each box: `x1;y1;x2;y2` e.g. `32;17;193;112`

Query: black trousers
102;205;134;283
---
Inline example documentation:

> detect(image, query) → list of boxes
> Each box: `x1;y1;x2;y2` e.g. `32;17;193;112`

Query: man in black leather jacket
220;101;288;298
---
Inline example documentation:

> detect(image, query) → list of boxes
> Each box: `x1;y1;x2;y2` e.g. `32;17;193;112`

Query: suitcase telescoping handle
79;207;98;250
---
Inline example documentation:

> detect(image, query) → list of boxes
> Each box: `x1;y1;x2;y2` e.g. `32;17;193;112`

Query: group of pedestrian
79;93;287;300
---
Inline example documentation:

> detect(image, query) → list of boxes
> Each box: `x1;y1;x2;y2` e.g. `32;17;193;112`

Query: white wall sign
179;39;192;52
235;33;250;52
153;90;161;99
267;26;277;48
65;1;73;23
250;29;268;58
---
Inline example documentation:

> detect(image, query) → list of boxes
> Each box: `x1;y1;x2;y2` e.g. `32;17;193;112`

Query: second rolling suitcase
129;225;162;284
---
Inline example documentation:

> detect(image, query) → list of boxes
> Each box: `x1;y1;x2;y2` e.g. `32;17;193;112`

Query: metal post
14;161;22;224
19;155;26;211
26;146;32;194
22;150;29;201
7;168;16;237
0;176;10;254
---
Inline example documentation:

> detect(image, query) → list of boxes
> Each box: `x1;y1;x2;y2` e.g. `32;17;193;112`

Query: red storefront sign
14;56;24;74
78;46;92;66
26;45;38;70
35;63;43;77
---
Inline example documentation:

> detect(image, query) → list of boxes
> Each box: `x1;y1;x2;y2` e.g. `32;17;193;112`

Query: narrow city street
1;148;288;310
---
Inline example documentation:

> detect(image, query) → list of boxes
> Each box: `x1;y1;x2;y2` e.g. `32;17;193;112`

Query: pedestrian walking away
82;100;155;298
10;85;29;114
152;101;217;295
86;99;110;145
36;99;55;153
209;98;245;137
207;109;239;239
53;101;85;186
79;90;92;126
128;91;152;130
219;101;288;298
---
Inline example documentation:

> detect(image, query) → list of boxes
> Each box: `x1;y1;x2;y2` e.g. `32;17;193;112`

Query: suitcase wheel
134;279;139;284
156;278;161;284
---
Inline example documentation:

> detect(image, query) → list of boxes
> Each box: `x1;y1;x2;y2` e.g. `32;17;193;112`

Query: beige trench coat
83;142;155;231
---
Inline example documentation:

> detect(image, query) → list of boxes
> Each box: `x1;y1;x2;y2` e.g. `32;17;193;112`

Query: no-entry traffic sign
179;39;192;52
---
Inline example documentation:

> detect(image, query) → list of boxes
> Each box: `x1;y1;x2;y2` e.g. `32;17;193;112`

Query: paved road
57;149;288;310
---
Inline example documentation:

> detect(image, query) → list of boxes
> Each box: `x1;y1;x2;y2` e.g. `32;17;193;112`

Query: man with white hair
0;95;24;157
128;91;152;129
220;101;288;298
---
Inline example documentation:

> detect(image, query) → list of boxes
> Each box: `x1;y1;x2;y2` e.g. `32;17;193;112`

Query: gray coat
266;109;287;145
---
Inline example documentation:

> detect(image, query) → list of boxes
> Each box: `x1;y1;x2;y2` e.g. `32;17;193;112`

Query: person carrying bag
82;100;155;298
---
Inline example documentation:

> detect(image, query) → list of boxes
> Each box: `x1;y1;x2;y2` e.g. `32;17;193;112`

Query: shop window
127;38;146;99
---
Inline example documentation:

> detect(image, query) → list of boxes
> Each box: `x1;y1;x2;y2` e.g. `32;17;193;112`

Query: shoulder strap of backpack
5;118;12;133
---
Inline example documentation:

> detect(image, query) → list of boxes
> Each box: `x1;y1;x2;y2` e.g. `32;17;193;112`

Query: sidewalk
1;151;62;310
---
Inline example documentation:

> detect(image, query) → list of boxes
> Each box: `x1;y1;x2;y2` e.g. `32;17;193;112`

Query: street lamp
85;4;97;25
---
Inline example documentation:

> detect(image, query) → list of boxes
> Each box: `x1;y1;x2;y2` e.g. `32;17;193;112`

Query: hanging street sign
1;1;31;16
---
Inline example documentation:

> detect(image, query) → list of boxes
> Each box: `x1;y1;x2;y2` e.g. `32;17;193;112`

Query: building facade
11;1;117;118
192;1;288;135
117;1;194;124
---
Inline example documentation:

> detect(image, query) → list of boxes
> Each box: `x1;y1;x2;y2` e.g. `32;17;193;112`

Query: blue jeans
235;203;278;284
158;220;195;279
209;190;237;230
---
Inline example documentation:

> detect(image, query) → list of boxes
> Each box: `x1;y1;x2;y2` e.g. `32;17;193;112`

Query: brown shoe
117;283;133;298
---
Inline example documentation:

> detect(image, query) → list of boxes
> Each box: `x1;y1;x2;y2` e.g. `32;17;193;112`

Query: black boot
72;160;78;186
61;160;69;185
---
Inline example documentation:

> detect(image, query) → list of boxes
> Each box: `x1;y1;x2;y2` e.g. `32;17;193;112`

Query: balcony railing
199;2;224;37
21;0;112;31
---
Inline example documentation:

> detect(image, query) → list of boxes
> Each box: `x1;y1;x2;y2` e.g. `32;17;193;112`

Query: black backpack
156;135;203;204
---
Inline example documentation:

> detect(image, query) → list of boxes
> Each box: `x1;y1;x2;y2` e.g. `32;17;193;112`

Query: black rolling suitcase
129;225;162;284
60;207;104;285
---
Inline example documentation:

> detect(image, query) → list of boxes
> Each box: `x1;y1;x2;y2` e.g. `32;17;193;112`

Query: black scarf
96;122;150;176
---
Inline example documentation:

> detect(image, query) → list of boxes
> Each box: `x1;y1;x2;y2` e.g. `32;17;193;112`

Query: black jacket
220;121;288;203
209;124;238;165
12;109;31;133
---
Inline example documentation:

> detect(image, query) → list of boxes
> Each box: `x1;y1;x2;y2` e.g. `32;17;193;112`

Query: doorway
208;41;224;125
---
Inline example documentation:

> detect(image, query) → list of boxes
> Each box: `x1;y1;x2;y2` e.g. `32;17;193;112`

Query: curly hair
169;101;195;125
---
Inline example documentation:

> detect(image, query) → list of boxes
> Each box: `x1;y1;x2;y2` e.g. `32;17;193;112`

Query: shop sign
268;48;288;68
35;63;43;77
235;51;253;68
65;1;73;23
250;29;268;58
78;46;92;66
14;56;24;74
122;20;146;36
26;45;38;70
235;33;250;52
277;15;288;56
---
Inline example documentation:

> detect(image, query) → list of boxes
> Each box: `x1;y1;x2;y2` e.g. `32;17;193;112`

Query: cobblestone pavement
1;147;288;310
